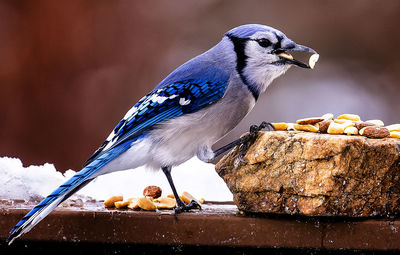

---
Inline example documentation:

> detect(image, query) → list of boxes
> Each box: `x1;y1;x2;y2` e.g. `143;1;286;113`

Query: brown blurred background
0;0;399;172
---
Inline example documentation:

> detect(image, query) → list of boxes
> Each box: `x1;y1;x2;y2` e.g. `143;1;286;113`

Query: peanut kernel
104;196;123;208
344;126;358;136
294;124;319;132
337;114;361;122
318;120;332;133
181;191;199;205
321;113;334;120
137;197;157;211
361;126;390;138
272;122;289;131
365;120;384;127
334;119;351;124
389;131;400;138
386;124;400;132
127;198;139;209
309;54;319;69
296;117;324;125
154;197;176;209
327;122;344;134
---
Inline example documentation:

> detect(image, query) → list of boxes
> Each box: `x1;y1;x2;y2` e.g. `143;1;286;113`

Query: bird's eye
257;39;272;48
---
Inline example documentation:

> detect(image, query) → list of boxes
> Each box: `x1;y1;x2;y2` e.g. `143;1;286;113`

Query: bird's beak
274;44;319;69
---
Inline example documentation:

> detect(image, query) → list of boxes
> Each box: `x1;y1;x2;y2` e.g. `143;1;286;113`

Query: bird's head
225;24;318;97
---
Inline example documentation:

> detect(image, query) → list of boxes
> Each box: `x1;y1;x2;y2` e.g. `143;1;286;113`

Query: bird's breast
147;80;256;168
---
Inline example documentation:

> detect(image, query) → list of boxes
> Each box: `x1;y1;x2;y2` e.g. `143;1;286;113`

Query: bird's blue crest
225;24;278;38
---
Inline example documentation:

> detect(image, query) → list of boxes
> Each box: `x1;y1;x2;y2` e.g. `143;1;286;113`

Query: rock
215;131;400;217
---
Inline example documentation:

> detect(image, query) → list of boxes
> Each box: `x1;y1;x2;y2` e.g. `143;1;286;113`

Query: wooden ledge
1;200;400;251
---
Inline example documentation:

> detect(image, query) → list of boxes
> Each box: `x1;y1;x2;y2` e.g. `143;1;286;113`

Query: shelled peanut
104;195;123;208
271;113;399;139
104;185;203;211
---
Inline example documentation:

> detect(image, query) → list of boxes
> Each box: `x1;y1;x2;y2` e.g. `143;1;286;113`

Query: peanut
386;124;400;132
115;198;136;209
337;114;361;122
143;185;162;198
296;117;324;125
154;197;176;209
355;121;376;130
341;121;355;129
137;197;157;211
272;122;289;131
287;123;295;131
344;126;358;136
321;113;334;120
327;122;344;134
167;192;201;208
127;198;139;209
318;120;332;133
366;119;384;127
114;201;126;208
389;131;400;138
278;52;293;60
334;119;351;124
360;126;390;139
104;195;123;208
181;191;199;205
294;124;319;132
309;53;319;69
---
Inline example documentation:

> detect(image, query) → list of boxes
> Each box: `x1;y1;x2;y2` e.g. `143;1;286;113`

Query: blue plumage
226;24;277;39
85;79;228;166
7;24;317;244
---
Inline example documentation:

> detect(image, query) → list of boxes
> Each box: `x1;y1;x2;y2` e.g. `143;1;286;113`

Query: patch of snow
0;157;66;202
0;156;233;203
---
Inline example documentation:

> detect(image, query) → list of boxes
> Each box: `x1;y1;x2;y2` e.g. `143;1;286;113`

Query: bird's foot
174;200;202;214
238;121;273;163
212;121;273;162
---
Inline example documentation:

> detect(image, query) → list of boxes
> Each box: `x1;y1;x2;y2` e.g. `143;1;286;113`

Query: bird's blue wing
84;79;228;166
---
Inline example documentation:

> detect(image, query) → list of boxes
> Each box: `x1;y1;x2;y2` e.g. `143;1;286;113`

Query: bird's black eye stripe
254;38;272;48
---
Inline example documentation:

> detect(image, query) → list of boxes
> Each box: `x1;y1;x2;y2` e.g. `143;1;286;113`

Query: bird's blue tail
6;141;132;245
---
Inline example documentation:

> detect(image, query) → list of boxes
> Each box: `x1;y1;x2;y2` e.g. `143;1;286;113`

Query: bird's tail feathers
7;132;135;245
6;150;121;245
6;167;95;245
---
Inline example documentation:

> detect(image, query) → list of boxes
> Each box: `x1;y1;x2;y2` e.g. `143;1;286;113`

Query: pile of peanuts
272;113;400;139
103;185;204;211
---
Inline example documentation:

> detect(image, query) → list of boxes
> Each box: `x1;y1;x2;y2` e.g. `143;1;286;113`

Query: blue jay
7;24;317;244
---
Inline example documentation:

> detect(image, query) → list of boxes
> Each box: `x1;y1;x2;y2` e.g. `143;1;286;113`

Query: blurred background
0;0;399;172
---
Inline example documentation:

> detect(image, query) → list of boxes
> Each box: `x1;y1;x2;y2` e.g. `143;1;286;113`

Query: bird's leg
213;136;249;159
161;166;201;214
213;121;274;162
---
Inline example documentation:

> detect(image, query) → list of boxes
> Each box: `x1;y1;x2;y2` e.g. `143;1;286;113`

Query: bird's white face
243;31;293;93
226;27;316;96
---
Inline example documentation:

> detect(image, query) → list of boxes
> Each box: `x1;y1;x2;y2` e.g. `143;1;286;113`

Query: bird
7;24;317;244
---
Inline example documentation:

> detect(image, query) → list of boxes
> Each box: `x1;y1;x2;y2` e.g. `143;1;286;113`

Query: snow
0;156;233;203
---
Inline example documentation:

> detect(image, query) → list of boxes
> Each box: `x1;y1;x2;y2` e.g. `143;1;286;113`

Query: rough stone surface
216;131;400;217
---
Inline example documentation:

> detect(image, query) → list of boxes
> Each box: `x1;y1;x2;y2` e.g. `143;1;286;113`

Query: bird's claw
238;121;273;163
250;121;274;134
238;135;251;163
174;200;202;215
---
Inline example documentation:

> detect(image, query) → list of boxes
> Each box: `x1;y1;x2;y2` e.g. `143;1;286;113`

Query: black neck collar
226;34;260;100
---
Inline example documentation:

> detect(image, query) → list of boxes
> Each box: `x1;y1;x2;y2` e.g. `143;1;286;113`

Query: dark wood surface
1;200;400;251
